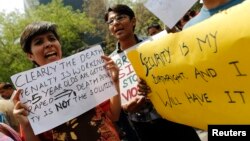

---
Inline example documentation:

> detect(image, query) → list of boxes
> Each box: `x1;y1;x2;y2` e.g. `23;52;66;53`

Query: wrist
122;105;129;114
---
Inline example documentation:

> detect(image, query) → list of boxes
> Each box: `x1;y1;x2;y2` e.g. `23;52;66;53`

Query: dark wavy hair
20;21;60;53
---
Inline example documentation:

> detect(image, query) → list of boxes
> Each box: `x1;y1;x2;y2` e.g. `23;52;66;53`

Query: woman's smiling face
27;32;62;66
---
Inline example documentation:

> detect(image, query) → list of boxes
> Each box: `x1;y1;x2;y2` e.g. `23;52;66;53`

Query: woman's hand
13;89;41;141
12;89;30;127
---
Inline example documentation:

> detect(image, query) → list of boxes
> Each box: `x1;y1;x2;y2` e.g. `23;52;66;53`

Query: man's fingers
101;55;119;83
137;78;152;95
136;96;146;104
101;55;111;61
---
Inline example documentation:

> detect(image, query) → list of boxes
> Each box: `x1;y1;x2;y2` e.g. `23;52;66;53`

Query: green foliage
83;0;110;53
26;0;95;56
0;0;95;82
191;1;203;11
0;0;203;82
0;11;33;82
132;1;162;36
83;0;130;55
82;0;166;55
0;44;32;82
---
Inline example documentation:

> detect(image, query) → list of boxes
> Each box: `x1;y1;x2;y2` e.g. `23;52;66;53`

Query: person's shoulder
183;18;197;29
230;0;244;6
183;8;207;30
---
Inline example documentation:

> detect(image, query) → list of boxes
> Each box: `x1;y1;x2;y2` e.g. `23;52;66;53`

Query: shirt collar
116;34;143;53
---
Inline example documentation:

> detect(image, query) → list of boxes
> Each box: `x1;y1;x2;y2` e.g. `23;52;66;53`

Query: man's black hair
104;4;135;22
147;23;162;31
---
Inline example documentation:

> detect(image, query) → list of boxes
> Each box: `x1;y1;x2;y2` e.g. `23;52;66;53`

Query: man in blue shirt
184;0;244;29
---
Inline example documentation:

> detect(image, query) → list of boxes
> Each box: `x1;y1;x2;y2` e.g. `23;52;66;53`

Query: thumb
12;89;22;104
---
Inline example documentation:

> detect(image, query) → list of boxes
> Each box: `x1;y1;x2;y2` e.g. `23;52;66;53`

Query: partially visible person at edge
147;23;162;36
183;0;244;29
182;0;244;140
0;82;15;100
176;9;198;30
105;4;201;141
0;99;22;141
164;10;198;33
12;21;121;141
0;99;20;132
0;122;22;141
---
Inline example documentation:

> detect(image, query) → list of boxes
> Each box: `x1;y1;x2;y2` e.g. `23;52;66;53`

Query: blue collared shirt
184;0;244;29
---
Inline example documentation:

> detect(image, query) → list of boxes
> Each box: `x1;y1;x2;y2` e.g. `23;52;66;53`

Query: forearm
21;124;41;141
101;55;121;121
109;94;121;121
108;81;121;121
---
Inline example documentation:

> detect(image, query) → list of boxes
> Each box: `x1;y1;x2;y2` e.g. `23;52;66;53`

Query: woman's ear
27;53;34;62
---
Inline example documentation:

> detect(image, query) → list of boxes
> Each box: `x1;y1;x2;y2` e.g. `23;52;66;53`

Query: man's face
148;27;161;36
107;11;136;40
0;88;13;99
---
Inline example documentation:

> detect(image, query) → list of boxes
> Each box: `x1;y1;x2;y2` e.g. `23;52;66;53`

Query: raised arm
13;90;41;141
101;55;121;121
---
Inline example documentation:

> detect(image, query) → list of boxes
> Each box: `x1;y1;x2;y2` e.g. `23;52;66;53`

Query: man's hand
137;78;151;96
123;96;147;113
